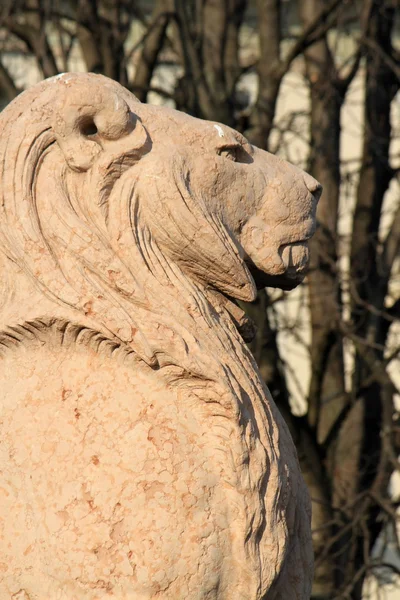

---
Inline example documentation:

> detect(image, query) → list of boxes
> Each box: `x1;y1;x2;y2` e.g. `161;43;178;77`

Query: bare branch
361;34;400;81
282;0;344;73
132;1;172;102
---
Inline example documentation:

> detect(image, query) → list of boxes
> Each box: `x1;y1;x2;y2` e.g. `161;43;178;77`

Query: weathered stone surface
0;73;320;599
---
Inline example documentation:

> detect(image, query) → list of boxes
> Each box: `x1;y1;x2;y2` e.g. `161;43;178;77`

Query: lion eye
218;147;238;162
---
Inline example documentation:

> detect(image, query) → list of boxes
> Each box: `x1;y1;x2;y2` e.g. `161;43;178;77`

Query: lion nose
303;173;322;202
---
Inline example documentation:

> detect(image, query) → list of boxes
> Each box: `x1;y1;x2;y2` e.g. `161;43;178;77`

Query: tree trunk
76;0;129;85
299;0;346;595
173;0;245;125
248;0;282;149
133;0;172;101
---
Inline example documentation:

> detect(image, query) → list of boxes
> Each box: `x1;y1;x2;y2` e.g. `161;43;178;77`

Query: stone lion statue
0;73;321;599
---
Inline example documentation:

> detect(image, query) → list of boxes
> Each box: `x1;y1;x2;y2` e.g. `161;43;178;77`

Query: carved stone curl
0;73;321;599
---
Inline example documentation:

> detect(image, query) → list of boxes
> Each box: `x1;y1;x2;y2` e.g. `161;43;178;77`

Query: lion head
0;72;320;364
0;73;318;598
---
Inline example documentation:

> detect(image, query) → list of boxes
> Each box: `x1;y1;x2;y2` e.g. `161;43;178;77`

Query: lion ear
52;76;147;173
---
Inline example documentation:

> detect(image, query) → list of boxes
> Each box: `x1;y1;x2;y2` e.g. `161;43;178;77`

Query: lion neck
0;223;295;598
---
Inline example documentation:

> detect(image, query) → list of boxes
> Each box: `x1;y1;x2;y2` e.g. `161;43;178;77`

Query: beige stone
0;73;320;599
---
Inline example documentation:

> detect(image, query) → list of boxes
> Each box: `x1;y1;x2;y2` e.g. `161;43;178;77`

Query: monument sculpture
0;73;321;599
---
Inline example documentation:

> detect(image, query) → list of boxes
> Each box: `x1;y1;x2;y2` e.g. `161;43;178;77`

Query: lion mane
0;74;312;599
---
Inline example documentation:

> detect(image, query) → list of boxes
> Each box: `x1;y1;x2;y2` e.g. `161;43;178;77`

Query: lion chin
248;240;312;292
0;72;320;600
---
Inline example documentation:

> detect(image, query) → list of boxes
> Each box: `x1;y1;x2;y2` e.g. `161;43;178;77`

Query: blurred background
0;1;399;598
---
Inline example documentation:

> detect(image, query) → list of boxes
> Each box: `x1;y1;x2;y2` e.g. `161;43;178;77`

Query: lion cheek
239;218;286;277
246;244;287;278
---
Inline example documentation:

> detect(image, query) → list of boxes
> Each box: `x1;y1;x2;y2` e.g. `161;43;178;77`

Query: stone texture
0;73;321;599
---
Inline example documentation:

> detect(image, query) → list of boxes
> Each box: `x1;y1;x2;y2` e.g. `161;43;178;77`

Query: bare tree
0;0;173;104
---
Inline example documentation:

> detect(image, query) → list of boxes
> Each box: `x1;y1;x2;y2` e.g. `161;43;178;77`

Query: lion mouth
243;239;310;292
